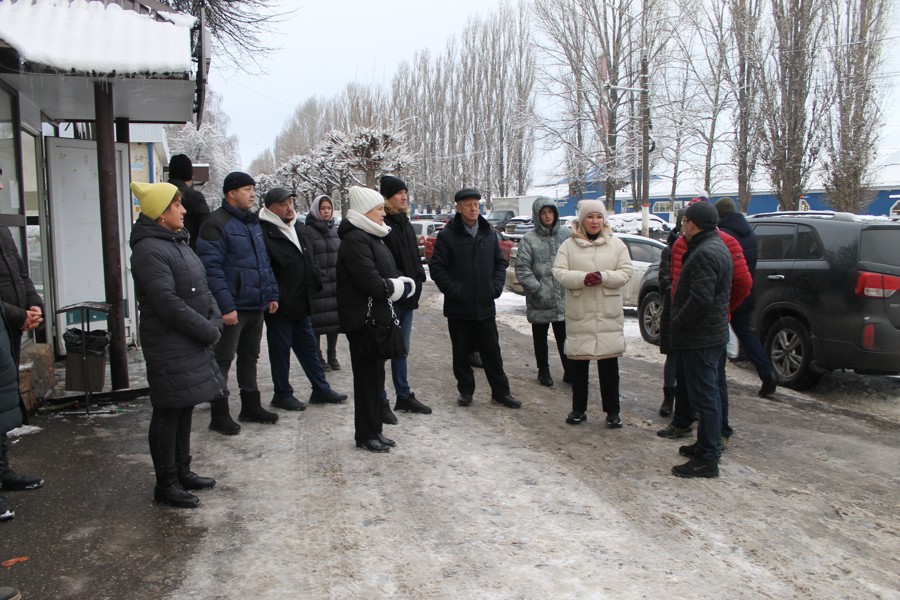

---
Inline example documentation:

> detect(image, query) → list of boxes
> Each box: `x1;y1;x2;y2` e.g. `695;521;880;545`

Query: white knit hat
349;186;384;215
576;199;607;223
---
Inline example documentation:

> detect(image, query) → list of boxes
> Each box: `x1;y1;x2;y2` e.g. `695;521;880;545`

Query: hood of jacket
130;213;189;249
531;197;560;237
717;212;752;239
308;195;335;226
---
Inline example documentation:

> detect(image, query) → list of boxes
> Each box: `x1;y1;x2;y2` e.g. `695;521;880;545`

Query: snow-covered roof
0;0;196;75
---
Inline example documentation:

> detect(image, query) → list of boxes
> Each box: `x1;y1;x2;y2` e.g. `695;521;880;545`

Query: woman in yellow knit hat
129;182;225;508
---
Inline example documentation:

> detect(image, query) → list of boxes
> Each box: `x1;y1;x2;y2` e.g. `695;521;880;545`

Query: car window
860;228;900;267
795;225;823;260
626;240;663;263
754;223;796;260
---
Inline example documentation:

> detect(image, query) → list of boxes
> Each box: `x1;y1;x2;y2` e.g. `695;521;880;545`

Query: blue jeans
265;315;331;400
387;308;414;400
677;345;725;461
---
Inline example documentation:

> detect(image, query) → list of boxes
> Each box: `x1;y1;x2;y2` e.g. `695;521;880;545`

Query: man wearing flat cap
258;188;348;411
196;172;280;435
429;188;520;409
668;200;733;478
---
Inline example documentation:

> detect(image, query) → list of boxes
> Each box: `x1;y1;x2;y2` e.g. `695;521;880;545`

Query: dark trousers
730;309;775;382
531;321;569;376
148;406;194;481
347;331;384;442
265;315;330;400
213;310;264;399
673;347;732;438
678;346;725;461
570;357;620;415
448;317;510;397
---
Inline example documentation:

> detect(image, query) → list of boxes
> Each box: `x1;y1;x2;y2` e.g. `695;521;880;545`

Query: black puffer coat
670;229;733;350
429;213;507;321
382;206;426;309
0;227;43;331
259;213;322;321
168;178;209;249
130;214;225;409
305;199;341;335
0;310;22;435
336;218;401;333
717;212;758;315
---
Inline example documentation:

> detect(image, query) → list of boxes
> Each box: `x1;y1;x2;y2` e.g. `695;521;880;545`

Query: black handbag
365;296;405;359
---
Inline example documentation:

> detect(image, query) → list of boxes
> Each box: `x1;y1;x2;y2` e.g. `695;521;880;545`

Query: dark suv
637;212;900;390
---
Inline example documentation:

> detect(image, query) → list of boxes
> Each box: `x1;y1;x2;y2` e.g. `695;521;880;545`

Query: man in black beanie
167;154;209;249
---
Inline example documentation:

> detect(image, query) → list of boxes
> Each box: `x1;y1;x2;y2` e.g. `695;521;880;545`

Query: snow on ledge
0;0;195;75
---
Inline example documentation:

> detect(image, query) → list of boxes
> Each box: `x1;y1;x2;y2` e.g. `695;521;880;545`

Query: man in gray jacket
515;198;570;387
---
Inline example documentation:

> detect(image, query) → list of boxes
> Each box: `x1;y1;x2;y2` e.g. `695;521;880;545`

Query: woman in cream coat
553;200;633;428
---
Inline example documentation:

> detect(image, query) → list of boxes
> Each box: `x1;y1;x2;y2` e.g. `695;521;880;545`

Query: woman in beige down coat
553;199;633;428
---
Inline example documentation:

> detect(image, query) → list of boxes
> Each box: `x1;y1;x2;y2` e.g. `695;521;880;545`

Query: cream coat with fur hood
552;216;633;360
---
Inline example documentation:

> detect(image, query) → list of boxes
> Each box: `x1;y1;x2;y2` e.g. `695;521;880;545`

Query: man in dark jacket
258;188;347;411
430;188;520;409
379;176;431;419
669;201;733;478
715;198;777;397
167;154;210;249
196;172;280;434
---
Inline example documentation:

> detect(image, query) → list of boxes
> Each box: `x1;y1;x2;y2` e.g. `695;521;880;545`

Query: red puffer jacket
671;229;751;314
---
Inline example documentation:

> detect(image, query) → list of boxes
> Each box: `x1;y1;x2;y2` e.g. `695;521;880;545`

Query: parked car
504;216;532;241
637;211;900;390
412;213;436;220
411;220;443;260
425;229;515;264
505;233;664;306
607;213;672;240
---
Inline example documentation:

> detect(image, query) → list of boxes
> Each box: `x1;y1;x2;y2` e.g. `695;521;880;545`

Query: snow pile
0;0;195;74
606;213;671;234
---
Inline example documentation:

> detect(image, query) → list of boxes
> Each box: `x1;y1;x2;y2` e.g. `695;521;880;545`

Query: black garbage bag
63;328;110;356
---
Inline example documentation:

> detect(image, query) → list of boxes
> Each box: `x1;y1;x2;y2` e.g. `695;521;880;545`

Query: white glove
398;276;417;299
388;278;405;301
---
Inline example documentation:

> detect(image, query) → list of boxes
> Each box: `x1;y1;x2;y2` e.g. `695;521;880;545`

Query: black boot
177;455;216;491
319;349;331;372
209;398;241;435
538;368;553;387
238;391;279;424
154;471;200;508
327;346;341;371
659;386;675;417
382;396;398;425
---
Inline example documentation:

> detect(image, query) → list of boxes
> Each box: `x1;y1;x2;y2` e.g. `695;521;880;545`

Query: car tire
638;290;662;345
764;316;822;390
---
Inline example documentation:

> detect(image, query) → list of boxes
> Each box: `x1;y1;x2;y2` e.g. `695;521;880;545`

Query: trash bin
63;328;110;392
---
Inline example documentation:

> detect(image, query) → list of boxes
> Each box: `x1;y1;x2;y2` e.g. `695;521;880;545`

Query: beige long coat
552;224;633;360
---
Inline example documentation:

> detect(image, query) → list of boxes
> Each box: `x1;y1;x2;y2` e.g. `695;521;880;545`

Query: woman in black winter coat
305;195;342;371
336;187;417;453
129;182;225;508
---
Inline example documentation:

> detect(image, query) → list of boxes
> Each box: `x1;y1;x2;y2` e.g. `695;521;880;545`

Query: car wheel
764;316;822;390
638;291;662;345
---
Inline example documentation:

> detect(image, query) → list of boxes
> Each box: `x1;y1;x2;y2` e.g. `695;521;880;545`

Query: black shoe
178;471;216;490
758;378;777;398
238;405;279;424
469;352;483;368
0;496;13;521
565;411;587;424
382;404;399;425
679;443;698;458
271;395;307;411
376;433;396;447
605;413;622;428
457;393;473;407
672;458;719;478
538;369;554;387
562;372;572;385
309;388;348;404
659;386;675;417
656;424;693;439
492;395;522;409
154;483;201;508
328;357;342;371
356;439;391;453
394;393;432;414
209;415;241;435
0;469;44;491
0;587;22;600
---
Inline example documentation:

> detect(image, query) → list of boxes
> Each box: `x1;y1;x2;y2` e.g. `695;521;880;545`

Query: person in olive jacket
258;188;347;411
515;197;571;387
129;182;225;508
336;186;417;453
305;195;342;371
379;175;431;419
429;188;520;409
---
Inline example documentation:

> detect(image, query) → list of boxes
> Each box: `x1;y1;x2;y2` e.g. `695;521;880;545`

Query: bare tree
248;148;275;177
821;0;888;212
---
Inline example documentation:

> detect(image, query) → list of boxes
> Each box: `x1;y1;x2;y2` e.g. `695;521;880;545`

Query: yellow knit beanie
130;182;178;219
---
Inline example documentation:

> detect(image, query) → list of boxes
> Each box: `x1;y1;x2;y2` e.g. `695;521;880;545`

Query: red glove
584;271;603;287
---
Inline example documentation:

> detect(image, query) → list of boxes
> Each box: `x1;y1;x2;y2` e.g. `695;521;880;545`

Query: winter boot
0;587;21;600
394;393;432;415
382;396;398;425
0;496;13;521
327;347;341;371
659;386;675;417
238;391;279;424
154;471;200;508
537;368;554;387
177;455;216;491
319;349;331;372
209;398;241;435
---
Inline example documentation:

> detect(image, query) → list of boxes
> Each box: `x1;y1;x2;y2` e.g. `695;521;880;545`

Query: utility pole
640;54;650;238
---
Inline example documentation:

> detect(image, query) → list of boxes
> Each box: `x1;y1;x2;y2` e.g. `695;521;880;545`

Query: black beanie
715;197;737;219
379;175;407;199
684;201;720;230
168;154;193;182
454;188;482;202
223;171;256;194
